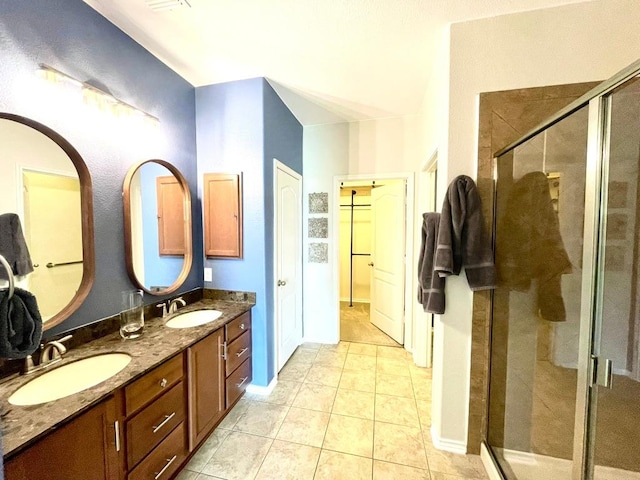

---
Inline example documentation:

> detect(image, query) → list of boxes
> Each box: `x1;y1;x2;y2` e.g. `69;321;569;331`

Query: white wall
430;0;640;452
302;122;349;343
348;114;424;173
303;114;427;344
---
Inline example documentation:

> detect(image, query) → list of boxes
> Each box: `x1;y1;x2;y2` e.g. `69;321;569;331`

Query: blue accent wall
262;79;303;355
196;78;268;384
196;79;302;387
0;0;202;335
0;0;302;389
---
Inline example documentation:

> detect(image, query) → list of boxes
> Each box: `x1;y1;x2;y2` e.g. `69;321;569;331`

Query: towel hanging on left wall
0;254;42;359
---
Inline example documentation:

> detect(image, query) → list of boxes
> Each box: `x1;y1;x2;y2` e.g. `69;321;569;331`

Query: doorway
21;169;82;321
334;174;414;348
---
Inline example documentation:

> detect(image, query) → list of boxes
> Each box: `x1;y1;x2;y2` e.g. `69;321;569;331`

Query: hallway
175;341;488;479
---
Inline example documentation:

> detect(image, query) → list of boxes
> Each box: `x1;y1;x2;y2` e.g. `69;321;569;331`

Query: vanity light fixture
145;0;191;12
37;64;160;126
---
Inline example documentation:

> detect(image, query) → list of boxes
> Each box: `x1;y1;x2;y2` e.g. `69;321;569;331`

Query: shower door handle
591;355;613;389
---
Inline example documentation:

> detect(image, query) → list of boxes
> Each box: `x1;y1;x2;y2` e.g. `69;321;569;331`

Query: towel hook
0;253;15;300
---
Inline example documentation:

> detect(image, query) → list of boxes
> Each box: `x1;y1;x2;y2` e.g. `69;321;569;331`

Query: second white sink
8;353;132;406
165;309;222;329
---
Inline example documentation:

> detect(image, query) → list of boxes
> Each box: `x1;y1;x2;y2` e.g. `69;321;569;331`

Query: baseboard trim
430;426;467;454
246;377;277;396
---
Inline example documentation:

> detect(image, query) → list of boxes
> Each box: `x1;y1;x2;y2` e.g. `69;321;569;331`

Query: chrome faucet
23;334;73;374
168;297;186;314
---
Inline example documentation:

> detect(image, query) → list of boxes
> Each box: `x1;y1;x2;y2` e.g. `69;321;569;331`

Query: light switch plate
204;267;212;282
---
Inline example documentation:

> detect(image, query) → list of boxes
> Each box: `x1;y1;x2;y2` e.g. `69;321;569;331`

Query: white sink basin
165;309;222;329
8;353;131;406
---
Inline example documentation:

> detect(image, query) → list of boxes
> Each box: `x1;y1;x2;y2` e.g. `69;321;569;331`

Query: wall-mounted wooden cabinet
204;173;243;258
157;175;186;256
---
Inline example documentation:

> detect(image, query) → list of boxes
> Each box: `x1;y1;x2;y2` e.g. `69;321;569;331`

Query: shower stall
485;60;640;479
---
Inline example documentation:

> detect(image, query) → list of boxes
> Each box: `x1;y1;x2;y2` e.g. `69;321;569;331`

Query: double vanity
1;294;254;480
1;99;253;479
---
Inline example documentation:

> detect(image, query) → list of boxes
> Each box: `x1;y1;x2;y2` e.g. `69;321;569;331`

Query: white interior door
22;170;82;321
370;181;406;344
275;161;302;371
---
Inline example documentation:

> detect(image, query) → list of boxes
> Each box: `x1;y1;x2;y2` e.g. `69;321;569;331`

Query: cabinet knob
160;378;168;388
277;279;287;287
240;323;246;330
368;262;374;267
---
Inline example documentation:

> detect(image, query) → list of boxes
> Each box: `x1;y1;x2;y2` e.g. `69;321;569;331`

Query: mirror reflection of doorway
338;179;405;347
22;170;82;321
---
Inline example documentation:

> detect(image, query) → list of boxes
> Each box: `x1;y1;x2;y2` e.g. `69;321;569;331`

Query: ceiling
82;0;593;125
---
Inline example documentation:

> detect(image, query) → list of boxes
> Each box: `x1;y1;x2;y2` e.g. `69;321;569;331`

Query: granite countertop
0;298;254;458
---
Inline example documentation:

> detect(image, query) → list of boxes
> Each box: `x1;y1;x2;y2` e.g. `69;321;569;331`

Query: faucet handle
157;302;168;318
42;334;73;362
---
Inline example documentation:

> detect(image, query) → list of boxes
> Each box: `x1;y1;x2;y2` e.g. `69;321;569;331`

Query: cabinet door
4;397;120;480
157;175;186;256
204;173;243;258
187;328;225;450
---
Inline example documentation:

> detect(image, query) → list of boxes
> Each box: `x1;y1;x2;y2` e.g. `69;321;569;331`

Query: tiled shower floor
175;341;488;480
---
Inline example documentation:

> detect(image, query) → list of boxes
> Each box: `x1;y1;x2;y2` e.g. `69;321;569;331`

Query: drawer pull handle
154;455;177;480
240;323;246;330
236;376;249;388
152;412;176;433
160;378;168;388
221;341;228;360
236;347;249;358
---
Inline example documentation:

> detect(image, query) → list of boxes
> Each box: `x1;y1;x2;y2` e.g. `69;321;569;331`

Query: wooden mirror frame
0;112;95;331
122;159;192;295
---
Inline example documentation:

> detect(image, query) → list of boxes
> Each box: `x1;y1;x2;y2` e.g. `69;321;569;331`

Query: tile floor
175;341;489;480
339;302;400;347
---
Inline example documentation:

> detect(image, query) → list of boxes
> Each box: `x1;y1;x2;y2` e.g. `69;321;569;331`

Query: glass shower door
588;75;640;479
488;105;590;480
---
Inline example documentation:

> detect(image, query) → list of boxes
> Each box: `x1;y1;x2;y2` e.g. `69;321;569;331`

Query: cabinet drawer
226;357;252;407
127;422;187;480
125;354;184;415
226;311;251;343
126;381;186;468
226;330;251;376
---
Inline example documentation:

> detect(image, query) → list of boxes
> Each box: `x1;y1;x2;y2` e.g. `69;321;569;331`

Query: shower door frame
484;58;640;480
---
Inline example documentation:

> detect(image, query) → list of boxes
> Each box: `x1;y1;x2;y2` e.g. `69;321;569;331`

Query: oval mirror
0;113;95;330
123;160;192;295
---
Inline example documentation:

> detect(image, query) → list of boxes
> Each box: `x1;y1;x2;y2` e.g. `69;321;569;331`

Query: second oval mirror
123;159;192;295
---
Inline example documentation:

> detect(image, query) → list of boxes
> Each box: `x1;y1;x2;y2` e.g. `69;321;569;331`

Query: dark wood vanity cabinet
186;311;252;452
187;328;225;450
225;311;252;407
4;310;253;480
124;354;187;480
4;397;119;480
